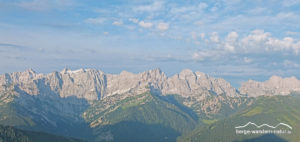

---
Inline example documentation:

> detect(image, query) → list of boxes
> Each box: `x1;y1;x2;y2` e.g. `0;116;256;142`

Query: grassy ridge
178;95;300;142
86;92;198;142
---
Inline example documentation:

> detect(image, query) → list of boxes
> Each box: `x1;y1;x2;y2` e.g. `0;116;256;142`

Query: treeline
0;125;85;142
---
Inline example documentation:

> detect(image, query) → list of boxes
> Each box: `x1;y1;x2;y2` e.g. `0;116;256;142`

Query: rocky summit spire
60;68;70;74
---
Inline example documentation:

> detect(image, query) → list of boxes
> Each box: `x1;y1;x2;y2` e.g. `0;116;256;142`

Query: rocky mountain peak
268;75;283;83
24;68;36;75
148;68;162;75
179;69;194;79
4;68;286;103
120;70;134;76
239;76;300;96
60;68;70;74
61;68;91;74
8;69;40;83
162;69;239;97
195;72;208;78
142;68;166;79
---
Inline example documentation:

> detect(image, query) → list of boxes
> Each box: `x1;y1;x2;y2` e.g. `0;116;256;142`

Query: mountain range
0;68;299;142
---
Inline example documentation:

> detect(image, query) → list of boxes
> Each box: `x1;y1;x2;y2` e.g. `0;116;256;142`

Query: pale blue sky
1;0;300;87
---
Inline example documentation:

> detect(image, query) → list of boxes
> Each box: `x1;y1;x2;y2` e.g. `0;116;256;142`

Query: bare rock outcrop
0;68;240;102
239;75;300;96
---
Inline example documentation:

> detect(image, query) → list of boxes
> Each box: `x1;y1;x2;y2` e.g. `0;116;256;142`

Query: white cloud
238;30;300;54
129;18;139;23
157;22;169;31
134;1;164;12
292;41;300;55
286;31;300;36
138;21;153;29
282;0;300;7
247;7;268;15
276;12;297;19
191;32;206;41
192;50;224;61
192;52;208;61
240;30;300;54
192;30;300;61
112;20;123;26
226;32;238;43
224;43;235;52
17;0;73;11
224;32;238;52
244;30;270;42
266;37;294;51
85;17;105;24
171;2;207;14
210;32;220;43
283;60;300;68
198;2;208;9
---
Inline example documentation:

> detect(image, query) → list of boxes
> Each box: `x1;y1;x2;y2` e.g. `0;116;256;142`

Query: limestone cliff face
0;68;107;101
0;68;239;102
0;69;41;95
162;69;238;97
0;68;258;139
54;68;106;100
239;75;300;96
105;68;167;97
3;68;299;102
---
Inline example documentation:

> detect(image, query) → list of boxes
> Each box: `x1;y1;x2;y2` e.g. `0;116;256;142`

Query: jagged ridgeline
0;68;300;142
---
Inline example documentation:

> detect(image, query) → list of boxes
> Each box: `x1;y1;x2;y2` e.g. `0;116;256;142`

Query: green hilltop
178;95;300;142
84;92;198;142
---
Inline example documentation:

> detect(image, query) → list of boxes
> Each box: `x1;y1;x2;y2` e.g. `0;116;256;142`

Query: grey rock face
3;68;299;102
163;69;238;97
0;68;255;139
0;68;239;101
105;68;167;98
55;68;106;100
239;75;300;97
0;68;107;101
